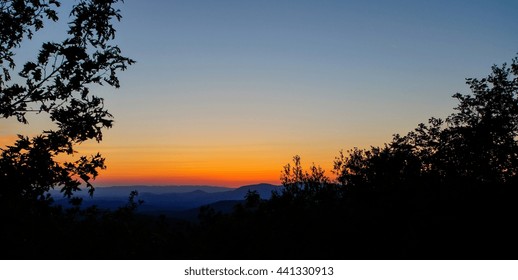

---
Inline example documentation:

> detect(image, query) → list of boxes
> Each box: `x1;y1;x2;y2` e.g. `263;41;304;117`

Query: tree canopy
0;0;134;204
194;55;518;259
1;2;518;259
333;57;518;189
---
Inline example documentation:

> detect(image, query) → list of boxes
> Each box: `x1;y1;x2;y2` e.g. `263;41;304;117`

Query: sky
2;0;518;187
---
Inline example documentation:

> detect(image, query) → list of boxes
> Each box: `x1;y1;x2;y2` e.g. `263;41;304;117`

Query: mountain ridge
51;183;283;219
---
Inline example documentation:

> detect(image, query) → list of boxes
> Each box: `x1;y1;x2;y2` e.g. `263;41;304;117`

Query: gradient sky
2;0;518;187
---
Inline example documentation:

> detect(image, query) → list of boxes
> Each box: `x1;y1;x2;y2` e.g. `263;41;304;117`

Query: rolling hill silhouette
51;183;282;219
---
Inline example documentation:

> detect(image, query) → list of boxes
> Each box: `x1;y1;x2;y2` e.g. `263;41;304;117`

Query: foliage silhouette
1;10;518;258
187;55;518;259
0;0;144;260
0;0;134;205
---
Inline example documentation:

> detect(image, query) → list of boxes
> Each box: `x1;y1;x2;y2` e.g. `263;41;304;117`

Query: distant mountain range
50;183;283;220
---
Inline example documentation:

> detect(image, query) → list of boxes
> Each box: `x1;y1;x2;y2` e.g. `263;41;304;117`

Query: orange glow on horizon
1;123;377;188
0;133;348;188
94;153;288;187
93;174;281;188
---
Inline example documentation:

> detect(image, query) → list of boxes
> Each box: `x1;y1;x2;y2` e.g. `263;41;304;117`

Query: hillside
51;183;283;219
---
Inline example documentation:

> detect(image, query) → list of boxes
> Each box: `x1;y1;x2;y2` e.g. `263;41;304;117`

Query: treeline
2;1;517;260
2;56;518;259
189;56;518;259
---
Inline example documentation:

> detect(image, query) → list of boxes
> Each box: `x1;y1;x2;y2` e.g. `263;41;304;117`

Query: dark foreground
1;179;517;260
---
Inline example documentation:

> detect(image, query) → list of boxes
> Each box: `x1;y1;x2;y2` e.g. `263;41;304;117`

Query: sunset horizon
3;0;518;264
2;1;516;191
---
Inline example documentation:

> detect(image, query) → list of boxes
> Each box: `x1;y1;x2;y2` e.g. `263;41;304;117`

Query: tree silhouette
1;5;516;258
331;57;518;189
0;0;134;204
280;155;330;198
234;55;518;259
443;60;518;183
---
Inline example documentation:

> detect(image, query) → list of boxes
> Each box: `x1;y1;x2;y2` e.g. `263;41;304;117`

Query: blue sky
3;0;518;186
